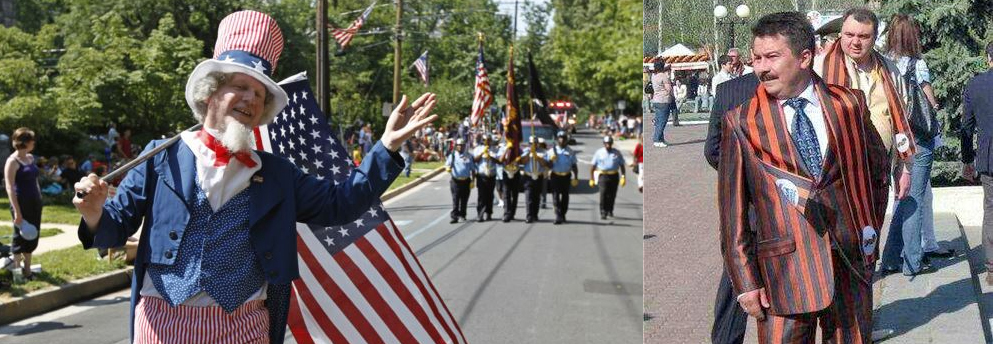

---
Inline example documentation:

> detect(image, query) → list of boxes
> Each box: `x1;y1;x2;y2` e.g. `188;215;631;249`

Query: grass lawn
0;226;62;244
0;194;82;225
388;161;443;191
0;246;126;300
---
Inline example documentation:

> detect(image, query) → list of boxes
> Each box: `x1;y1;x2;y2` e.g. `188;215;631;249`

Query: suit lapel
154;140;197;204
814;79;844;186
747;85;813;181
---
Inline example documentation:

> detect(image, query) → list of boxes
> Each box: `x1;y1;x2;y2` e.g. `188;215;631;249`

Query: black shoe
601;214;607;220
881;265;900;275
554;218;563;225
525;218;534;224
502;217;511;223
925;248;956;258
903;263;938;276
449;218;458;224
477;216;485;223
486;214;492;221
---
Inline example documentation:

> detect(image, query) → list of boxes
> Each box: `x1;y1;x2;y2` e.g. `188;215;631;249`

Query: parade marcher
446;138;475;223
472;135;500;222
547;131;578;224
520;136;550;223
590;136;626;220
71;11;438;343
498;141;522;223
539;139;550;209
720;12;888;343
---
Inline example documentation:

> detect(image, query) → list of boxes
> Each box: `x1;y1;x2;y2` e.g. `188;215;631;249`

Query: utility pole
658;0;664;53
393;0;403;104
316;0;333;116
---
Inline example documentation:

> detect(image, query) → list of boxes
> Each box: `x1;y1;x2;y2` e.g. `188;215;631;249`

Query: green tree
548;0;641;116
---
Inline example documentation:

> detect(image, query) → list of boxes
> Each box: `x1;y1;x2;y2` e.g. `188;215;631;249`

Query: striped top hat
185;10;289;126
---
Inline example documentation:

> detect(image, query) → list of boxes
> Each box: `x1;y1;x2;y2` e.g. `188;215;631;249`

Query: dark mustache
758;72;778;82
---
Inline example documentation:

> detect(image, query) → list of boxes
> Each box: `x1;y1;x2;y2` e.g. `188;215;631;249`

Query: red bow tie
197;130;258;168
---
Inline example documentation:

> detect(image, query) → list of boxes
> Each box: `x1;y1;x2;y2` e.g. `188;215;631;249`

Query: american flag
469;43;492;127
329;1;376;51
255;72;467;344
412;50;429;87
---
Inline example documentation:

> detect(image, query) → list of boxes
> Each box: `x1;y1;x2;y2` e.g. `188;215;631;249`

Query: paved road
643;120;745;343
0;129;643;344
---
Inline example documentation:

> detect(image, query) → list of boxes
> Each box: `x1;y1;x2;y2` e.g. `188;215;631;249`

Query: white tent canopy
657;44;696;58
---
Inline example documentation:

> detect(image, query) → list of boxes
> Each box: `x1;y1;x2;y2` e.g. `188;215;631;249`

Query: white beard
220;120;255;153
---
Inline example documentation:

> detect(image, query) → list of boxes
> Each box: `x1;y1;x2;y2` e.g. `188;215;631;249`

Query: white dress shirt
139;128;267;307
780;81;828;160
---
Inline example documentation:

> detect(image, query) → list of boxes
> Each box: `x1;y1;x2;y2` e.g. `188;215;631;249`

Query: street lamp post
714;4;751;52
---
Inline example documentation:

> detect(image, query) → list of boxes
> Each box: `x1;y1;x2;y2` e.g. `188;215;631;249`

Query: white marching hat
185;10;289;125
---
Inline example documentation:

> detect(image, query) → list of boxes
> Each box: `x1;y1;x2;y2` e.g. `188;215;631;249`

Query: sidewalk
2;222;83;256
873;186;992;343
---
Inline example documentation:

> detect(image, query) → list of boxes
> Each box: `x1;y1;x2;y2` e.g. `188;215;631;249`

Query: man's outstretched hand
381;93;438;151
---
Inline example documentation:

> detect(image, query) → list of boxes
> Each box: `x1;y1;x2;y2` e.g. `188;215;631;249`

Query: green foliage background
0;0;639;158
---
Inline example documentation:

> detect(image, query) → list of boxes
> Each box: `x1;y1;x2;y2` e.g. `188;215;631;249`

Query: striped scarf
820;38;915;161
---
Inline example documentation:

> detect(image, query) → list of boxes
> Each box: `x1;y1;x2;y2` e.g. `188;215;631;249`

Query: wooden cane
75;123;203;199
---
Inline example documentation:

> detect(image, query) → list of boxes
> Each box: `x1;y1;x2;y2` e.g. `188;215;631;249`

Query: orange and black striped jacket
718;77;890;315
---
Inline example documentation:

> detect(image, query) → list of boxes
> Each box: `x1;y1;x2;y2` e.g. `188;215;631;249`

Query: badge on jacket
862;225;877;256
775;179;799;205
895;133;910;153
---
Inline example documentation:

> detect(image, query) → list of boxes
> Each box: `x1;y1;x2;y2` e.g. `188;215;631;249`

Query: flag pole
75;123;203;198
317;0;332;117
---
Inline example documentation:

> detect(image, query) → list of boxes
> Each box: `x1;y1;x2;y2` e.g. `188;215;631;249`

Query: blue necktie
786;97;823;179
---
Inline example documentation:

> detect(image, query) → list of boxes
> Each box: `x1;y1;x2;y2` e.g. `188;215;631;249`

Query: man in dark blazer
704;59;759;344
961;42;993;284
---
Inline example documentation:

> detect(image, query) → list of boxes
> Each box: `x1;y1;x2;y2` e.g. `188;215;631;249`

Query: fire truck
548;100;578;134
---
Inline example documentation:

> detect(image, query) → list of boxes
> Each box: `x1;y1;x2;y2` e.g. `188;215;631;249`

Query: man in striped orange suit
719;12;893;343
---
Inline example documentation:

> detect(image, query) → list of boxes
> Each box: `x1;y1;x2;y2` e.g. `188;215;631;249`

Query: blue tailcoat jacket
78;138;403;343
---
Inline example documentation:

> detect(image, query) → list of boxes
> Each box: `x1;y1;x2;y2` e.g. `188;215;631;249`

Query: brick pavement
643;119;730;343
642;114;991;344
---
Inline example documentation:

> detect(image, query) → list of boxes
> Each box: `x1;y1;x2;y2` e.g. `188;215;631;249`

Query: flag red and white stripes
469;44;492;127
412;51;430;87
255;72;467;344
329;1;376;50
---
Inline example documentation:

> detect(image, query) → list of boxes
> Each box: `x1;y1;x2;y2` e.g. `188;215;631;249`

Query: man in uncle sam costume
72;10;438;343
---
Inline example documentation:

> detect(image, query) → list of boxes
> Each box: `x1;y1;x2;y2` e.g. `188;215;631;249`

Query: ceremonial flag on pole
329;1;377;51
502;45;522;164
411;50;430;87
526;52;556;127
469;37;492;127
254;72;467;344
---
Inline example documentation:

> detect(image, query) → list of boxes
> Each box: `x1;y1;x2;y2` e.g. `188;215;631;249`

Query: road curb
382;165;446;201
0;267;133;326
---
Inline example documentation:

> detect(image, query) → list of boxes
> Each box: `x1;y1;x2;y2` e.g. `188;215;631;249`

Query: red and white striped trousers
134;296;269;344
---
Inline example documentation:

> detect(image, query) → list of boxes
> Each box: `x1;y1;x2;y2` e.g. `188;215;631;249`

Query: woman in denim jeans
881;14;955;276
649;60;673;147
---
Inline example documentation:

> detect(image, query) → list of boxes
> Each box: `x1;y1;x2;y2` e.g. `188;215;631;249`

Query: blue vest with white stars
146;183;264;313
